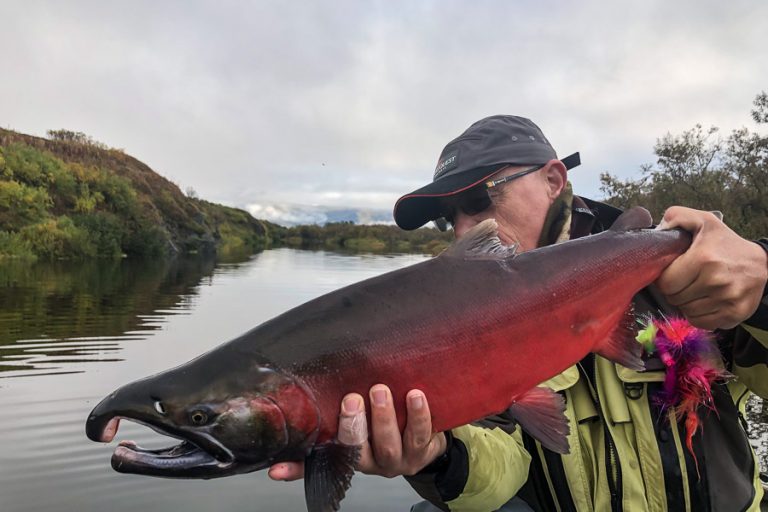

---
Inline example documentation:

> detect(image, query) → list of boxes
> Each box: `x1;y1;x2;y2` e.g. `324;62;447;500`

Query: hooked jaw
85;395;239;478
85;365;319;480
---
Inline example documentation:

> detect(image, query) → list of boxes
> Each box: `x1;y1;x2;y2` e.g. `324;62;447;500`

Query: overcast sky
2;1;766;223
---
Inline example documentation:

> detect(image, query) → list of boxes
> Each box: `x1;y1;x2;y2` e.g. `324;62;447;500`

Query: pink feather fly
636;317;729;477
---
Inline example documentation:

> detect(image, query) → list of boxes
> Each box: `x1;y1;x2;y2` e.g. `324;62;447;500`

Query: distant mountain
246;203;394;227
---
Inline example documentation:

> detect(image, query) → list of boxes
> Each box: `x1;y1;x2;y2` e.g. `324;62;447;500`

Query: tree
601;91;768;239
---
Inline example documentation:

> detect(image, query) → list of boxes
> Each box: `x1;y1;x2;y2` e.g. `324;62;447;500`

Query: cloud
247;204;329;226
1;0;766;212
246;202;393;227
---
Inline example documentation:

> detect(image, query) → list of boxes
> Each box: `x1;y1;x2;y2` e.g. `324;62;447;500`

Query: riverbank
0;129;451;261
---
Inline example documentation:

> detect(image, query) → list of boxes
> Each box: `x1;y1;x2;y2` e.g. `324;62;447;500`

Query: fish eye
189;409;210;425
154;400;166;415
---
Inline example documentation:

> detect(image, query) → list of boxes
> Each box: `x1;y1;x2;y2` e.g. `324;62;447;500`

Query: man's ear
543;159;567;200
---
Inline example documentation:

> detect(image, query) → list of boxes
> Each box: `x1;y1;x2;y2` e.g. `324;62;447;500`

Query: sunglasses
434;164;545;231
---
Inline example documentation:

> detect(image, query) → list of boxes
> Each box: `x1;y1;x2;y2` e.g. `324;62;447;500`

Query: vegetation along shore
0;129;451;261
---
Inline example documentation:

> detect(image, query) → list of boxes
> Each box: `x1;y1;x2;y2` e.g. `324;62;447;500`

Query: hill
0;128;280;260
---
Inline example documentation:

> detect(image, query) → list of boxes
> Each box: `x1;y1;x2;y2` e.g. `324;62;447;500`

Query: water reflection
0;255;244;378
0;249;428;512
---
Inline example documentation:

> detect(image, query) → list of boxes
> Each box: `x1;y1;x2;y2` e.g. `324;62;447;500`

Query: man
270;115;768;511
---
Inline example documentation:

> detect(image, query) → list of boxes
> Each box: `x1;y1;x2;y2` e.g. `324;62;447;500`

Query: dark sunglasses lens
460;191;492;216
440;190;492;228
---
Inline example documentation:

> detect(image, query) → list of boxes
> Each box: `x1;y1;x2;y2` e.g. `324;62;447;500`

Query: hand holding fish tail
655;206;768;330
362;385;447;477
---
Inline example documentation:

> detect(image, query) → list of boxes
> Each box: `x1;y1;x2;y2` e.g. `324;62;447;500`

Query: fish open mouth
112;439;224;476
91;417;235;478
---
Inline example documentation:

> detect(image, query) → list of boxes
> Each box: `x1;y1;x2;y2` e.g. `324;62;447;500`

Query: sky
1;1;766;225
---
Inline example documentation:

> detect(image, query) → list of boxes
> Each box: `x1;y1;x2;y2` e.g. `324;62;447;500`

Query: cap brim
393;152;581;230
393;164;505;230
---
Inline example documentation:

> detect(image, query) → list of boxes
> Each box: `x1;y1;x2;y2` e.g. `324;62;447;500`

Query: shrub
343;237;387;252
72;213;125;258
0;230;36;260
19;217;95;259
0;180;52;229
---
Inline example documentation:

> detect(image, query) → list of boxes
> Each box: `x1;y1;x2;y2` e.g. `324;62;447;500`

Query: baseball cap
393;115;580;230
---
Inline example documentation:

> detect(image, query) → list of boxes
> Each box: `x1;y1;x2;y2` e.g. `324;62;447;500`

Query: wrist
753;239;768;302
417;432;452;474
745;239;768;327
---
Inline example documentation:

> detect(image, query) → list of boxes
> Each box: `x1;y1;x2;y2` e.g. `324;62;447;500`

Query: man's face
448;162;564;252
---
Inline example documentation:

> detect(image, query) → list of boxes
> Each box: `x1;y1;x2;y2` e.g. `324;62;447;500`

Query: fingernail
268;465;284;480
342;396;362;415
372;388;387;407
409;392;423;410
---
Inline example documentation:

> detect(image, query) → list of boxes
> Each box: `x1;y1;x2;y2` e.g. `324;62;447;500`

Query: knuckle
411;434;430;449
375;446;398;463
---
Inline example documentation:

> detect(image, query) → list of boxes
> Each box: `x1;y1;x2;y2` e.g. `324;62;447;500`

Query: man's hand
655;206;768;330
358;385;447;477
267;385;447;481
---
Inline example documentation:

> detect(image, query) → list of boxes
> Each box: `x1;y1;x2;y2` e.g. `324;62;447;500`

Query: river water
0;249;430;512
1;249;766;512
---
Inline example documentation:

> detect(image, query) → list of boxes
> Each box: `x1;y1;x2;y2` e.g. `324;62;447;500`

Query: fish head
86;360;319;479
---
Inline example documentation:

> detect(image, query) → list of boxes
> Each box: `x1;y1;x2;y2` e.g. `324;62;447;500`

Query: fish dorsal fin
609;207;653;231
442;219;518;262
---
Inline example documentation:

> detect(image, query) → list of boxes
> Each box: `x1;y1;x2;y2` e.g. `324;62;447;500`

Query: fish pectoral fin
304;442;361;512
594;306;645;371
506;386;571;454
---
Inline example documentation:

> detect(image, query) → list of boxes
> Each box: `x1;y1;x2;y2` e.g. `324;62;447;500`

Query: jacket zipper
604;424;622;511
578;359;623;512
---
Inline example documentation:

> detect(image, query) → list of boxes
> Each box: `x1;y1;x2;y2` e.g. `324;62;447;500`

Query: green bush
19;217;95;259
0;230;36;260
1;143;65;186
0;180;52;229
343;237;387;252
122;222;167;257
72;213;125;258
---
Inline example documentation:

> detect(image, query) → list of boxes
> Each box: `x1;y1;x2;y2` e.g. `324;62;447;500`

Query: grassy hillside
0;129;279;260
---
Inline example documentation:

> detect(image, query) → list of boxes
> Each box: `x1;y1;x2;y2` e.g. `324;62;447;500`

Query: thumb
655;206;716;233
337;394;368;446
